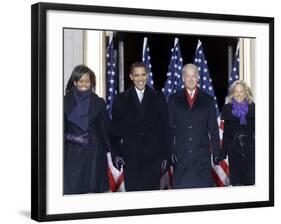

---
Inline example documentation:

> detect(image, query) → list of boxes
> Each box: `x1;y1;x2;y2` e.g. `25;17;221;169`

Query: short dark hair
65;65;96;93
130;62;148;74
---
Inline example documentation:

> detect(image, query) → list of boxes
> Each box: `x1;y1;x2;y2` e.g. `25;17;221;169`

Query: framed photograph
31;2;274;222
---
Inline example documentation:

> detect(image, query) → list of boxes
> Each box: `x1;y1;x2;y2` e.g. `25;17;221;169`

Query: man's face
130;67;148;90
183;68;199;91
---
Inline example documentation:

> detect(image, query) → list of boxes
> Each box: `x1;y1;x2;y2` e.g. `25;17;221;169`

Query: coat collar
127;85;153;116
64;90;100;118
175;88;203;111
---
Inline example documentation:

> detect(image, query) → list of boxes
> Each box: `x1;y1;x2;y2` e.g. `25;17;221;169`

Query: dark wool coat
221;103;255;186
64;90;109;194
168;89;221;189
109;86;169;191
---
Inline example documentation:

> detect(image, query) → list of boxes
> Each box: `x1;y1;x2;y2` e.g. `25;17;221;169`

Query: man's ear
73;81;77;86
129;74;133;81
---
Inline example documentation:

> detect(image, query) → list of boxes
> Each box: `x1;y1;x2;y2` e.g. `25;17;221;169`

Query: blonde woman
221;80;255;186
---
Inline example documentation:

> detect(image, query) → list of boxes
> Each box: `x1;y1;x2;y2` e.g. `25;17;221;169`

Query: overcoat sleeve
168;95;177;157
207;98;221;158
98;97;110;152
158;94;170;161
109;94;125;159
221;104;232;155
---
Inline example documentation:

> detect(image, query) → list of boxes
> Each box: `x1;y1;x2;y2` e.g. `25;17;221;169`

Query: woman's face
74;73;91;91
233;83;246;103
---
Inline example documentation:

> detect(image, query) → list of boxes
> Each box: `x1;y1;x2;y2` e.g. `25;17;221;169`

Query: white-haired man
168;63;222;189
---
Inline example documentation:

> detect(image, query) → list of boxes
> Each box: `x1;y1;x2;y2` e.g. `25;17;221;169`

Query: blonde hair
227;80;254;104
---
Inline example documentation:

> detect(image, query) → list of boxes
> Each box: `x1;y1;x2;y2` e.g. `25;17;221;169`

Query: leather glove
65;133;92;149
213;152;225;165
115;156;125;171
170;153;178;168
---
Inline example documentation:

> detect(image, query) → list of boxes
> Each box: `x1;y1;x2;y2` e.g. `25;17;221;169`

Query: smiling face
74;73;91;91
130;67;148;90
183;66;199;92
233;83;246;103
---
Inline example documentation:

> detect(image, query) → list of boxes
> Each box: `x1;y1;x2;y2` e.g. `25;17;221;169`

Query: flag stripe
211;168;225;187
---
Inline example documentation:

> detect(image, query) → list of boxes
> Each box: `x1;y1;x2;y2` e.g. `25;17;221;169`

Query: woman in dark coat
64;65;110;194
221;80;255;186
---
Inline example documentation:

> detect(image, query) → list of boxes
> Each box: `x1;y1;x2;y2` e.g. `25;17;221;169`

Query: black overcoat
64;90;110;194
221;103;255;186
168;89;220;189
109;86;169;191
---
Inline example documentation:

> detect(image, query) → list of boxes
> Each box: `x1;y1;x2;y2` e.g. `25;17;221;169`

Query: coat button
188;150;193;153
139;132;144;136
188;125;192;129
188;137;192;141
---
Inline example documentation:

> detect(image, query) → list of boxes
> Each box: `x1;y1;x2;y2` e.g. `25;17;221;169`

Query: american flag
162;38;184;100
105;36;125;192
106;36;117;119
194;40;230;187
142;37;154;88
194;40;219;116
160;38;184;189
229;41;240;86
107;152;125;192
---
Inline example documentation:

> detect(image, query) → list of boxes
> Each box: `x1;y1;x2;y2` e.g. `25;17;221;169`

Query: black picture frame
31;2;274;222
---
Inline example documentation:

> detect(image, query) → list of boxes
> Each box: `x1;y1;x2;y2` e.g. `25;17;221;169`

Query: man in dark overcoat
168;63;221;189
109;62;169;191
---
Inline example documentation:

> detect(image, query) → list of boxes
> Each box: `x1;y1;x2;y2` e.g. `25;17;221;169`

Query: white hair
182;63;199;79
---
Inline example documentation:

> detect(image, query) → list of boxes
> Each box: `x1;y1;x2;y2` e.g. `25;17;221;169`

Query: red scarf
185;88;198;108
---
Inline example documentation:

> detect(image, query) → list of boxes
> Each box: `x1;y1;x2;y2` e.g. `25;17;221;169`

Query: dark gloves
170;153;178;168
65;133;92;149
213;151;226;165
213;156;222;165
115;156;125;171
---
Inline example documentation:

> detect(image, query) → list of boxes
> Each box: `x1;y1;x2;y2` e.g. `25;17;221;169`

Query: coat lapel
88;93;100;120
127;87;141;117
176;89;190;111
64;90;77;116
191;89;203;111
140;86;152;113
175;88;203;112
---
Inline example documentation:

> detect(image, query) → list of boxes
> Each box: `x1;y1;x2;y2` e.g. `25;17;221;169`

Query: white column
63;29;84;93
118;40;124;92
239;38;256;100
84;30;106;100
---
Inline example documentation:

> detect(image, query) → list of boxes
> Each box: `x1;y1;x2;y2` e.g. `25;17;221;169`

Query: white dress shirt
135;87;145;103
187;89;196;99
